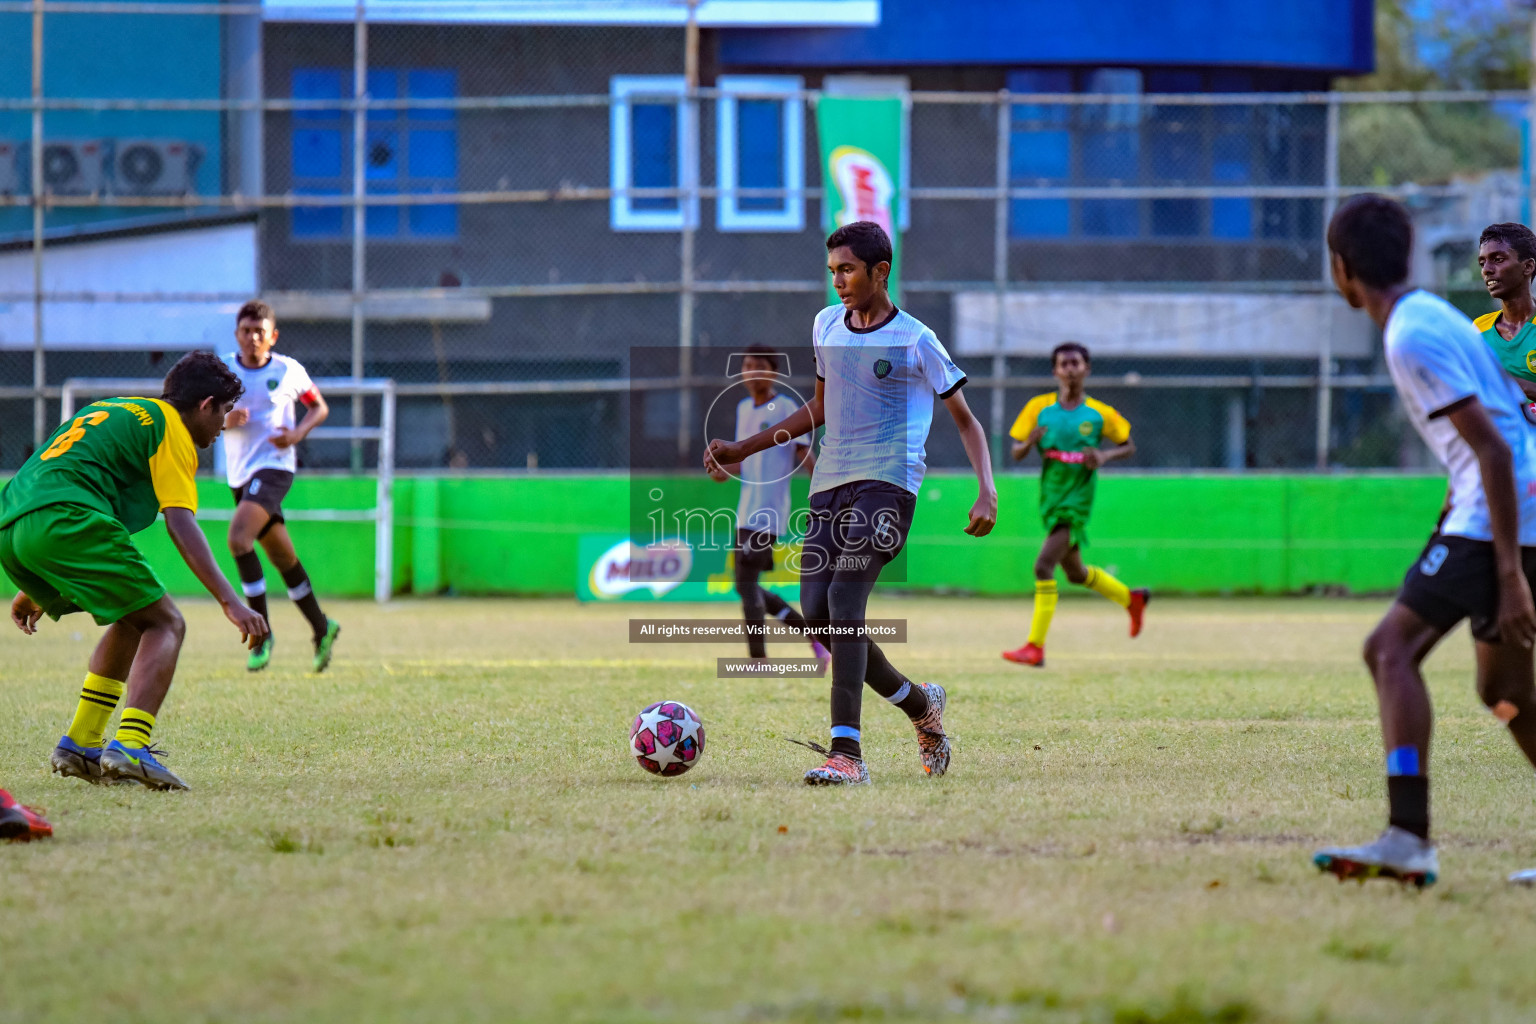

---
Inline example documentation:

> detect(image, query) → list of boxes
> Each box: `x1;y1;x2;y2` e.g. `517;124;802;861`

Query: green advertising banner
575;535;802;603
816;95;903;304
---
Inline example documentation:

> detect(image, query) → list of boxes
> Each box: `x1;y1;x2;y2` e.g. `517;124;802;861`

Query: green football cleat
247;634;274;672
312;618;341;673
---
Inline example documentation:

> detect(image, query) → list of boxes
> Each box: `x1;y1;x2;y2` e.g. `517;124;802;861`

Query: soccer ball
629;700;705;777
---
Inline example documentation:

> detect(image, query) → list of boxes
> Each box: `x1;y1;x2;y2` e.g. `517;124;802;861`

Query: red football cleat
1002;643;1045;667
0;789;52;842
1128;588;1150;638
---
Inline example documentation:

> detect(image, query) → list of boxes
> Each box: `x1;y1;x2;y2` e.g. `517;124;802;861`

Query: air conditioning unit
12;140;107;195
0;141;18;196
108;139;203;196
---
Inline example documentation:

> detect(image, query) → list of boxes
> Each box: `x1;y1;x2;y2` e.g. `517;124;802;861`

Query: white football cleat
1313;826;1438;887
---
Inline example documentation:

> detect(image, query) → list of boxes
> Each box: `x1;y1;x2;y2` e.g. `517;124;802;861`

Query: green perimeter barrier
0;472;1448;598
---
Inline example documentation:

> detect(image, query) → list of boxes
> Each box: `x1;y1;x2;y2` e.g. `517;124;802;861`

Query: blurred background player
1474;221;1536;405
222;301;341;673
1002;342;1147;668
1313;195;1536;887
0;789;51;841
706;343;829;669
705;221;997;785
2;352;267;791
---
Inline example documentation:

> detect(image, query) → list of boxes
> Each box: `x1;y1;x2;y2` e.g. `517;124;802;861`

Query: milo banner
576;535;802;603
816;95;903;304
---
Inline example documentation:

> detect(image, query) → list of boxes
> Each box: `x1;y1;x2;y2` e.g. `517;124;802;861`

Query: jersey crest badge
872;358;892;379
1078;421;1094;437
1525;350;1536;375
267;378;280;391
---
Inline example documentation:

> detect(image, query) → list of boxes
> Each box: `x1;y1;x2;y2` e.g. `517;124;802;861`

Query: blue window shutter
293;69;344;120
409;129;457;178
365;182;400;237
1010;199;1070;238
367;69;399;123
630;103;679;212
408;70;456;120
735;99;784;212
1007;69;1071;239
293;129;343;178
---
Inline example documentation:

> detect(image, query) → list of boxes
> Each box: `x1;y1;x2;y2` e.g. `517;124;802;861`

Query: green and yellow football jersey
1473;310;1536;383
0;397;198;534
1009;393;1131;545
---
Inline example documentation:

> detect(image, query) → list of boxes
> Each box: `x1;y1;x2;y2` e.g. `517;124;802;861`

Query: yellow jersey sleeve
1008;393;1055;441
1086;397;1131;445
146;399;199;513
1473;310;1501;333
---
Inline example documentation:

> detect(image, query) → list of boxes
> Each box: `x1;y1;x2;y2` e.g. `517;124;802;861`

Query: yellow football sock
65;672;125;748
1085;565;1132;608
1027;579;1058;646
114;707;156;750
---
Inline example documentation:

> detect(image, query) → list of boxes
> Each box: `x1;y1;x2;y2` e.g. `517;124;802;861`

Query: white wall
0;221;256;350
952;291;1377;360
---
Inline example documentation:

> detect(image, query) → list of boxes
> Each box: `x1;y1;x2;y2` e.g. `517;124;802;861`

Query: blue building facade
0;0;230;240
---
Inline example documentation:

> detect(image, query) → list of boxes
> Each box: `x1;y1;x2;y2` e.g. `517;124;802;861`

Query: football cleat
1128;588;1150;638
1313;826;1438;887
0;789;52;842
100;741;189;792
50;735;106;784
1509;868;1536;886
911;682;951;777
312;618;341;673
247;634;274;673
804;752;870;786
1002;643;1045;667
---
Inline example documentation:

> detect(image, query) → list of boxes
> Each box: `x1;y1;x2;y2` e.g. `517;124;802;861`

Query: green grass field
5;595;1536;1023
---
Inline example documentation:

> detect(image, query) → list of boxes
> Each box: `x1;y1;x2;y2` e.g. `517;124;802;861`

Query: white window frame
610;75;698;231
716;75;804;232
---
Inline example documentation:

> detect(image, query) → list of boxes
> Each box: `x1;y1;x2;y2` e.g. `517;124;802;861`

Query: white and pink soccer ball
629;700;705;777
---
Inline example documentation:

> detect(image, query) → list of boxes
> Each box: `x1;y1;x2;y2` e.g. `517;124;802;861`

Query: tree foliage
1338;0;1527;185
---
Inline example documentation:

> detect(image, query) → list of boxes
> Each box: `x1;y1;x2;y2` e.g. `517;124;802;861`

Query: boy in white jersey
1313;195;1536;887
707;344;828;667
705;222;998;785
221;301;341;673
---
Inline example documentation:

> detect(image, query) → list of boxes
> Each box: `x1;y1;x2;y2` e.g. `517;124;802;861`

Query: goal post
60;377;398;603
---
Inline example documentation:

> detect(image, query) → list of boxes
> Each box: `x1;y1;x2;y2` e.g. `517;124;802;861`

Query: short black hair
826;221;893;277
161;351;244;413
237;299;274;325
1327;194;1412;289
1052;341;1090;368
1480;222;1536;269
741;343;780;373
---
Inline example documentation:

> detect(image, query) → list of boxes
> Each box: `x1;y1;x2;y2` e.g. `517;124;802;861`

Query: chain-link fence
0;1;1528;474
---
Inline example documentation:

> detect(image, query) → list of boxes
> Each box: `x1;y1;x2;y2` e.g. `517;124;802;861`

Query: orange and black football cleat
1002;643;1045;667
0;789;53;842
1128;588;1151;638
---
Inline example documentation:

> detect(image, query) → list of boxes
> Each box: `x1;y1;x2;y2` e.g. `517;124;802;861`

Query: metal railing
0;2;1524;473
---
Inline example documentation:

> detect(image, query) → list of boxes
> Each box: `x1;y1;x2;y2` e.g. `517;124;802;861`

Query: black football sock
1386;746;1429;840
234;551;269;627
280;562;329;640
865;641;930;719
762;590;810;633
735;563;768;659
827;578;879;760
1387;775;1430;840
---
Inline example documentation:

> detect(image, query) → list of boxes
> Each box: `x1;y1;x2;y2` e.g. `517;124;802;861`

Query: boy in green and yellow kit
1;352;268;791
1474;221;1536;406
1002;342;1147;668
